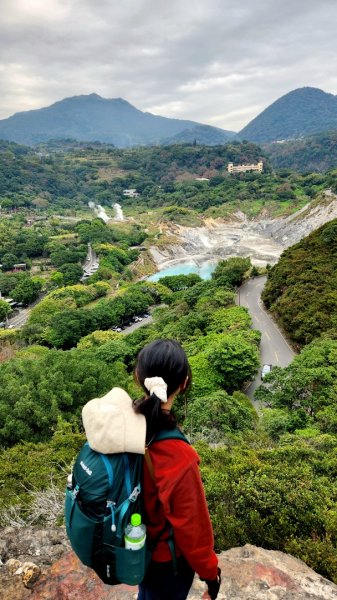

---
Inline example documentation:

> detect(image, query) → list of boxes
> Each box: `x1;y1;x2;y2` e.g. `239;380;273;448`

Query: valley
1;138;337;588
148;189;337;275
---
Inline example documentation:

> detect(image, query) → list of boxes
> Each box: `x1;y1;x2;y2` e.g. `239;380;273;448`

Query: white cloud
0;0;336;131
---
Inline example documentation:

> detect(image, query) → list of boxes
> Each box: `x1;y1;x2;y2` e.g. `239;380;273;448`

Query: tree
1;253;19;271
0;349;117;446
159;274;202;292
47;309;97;349
255;339;337;427
49;271;64;288
0;273;18;296
188;352;220;398
0;299;11;322
59;263;83;286
77;330;120;349
212;257;251;288
208;306;252;334
185;390;257;439
206;333;259;392
11;277;42;306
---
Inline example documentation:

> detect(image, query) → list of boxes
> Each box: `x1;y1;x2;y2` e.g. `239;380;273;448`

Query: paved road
82;243;99;278
6;306;31;328
6;293;47;329
238;276;295;402
121;315;153;334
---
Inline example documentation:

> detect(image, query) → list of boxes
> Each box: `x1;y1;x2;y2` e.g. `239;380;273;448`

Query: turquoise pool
148;259;218;281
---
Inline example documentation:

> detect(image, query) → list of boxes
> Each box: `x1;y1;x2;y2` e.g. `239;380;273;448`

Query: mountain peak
239;87;337;143
0;94;235;147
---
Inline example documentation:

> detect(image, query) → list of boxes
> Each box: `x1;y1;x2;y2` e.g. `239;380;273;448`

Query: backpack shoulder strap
144;427;190;482
152;427;190;445
99;453;114;490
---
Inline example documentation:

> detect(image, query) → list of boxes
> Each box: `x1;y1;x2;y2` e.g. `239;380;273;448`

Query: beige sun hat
82;387;146;455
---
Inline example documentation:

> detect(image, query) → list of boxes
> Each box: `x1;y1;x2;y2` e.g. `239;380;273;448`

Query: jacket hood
82;387;146;455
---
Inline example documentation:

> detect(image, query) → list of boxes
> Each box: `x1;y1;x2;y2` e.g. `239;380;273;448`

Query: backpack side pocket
115;544;151;586
65;488;99;567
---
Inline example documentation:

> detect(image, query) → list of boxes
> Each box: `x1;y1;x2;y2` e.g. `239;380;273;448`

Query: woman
133;339;221;600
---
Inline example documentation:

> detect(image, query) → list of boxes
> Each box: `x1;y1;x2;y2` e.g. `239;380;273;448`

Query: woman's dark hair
133;339;191;441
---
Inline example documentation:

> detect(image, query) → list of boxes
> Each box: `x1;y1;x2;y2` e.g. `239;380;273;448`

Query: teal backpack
65;428;189;586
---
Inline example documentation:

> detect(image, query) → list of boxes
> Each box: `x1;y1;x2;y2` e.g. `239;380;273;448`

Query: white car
261;364;272;380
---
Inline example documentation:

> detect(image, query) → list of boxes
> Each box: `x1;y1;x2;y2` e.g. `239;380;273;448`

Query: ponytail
133;393;176;442
133;339;191;442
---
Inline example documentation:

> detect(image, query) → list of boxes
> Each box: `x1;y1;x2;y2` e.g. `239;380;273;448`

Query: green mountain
262;218;337;345
0;94;235;147
240;87;337;143
264;131;337;172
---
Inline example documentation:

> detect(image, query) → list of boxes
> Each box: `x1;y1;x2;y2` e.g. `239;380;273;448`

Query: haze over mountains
0;93;235;147
0;87;337;147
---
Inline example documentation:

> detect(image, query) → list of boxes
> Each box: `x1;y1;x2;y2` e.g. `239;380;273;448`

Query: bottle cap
131;513;141;527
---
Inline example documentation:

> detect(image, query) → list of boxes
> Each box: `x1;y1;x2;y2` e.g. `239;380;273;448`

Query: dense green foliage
0;218;87;302
255;338;337;436
0;222;49;264
262;218;337;345
23;281;155;348
0;139;334;220
199;433;337;582
0;348;120;445
0;300;11;322
265;131;337;175
0;217;144;315
0;258;258;445
119;163;326;215
0;140;265;212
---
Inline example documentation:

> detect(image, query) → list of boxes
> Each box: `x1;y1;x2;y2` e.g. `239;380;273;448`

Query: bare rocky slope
1;528;337;600
149;192;337;270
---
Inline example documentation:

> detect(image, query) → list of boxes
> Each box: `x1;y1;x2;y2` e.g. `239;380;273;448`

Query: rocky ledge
1;527;337;599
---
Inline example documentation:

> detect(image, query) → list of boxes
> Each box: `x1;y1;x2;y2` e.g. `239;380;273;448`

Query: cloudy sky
1;0;337;131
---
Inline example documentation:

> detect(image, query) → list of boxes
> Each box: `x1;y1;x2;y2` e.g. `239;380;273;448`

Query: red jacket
143;437;218;581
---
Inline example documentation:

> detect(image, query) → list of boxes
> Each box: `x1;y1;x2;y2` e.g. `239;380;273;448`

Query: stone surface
149;194;337;273
215;545;337;599
1;532;337;600
0;526;70;567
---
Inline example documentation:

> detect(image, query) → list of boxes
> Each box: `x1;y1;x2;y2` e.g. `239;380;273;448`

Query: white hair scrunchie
144;377;168;403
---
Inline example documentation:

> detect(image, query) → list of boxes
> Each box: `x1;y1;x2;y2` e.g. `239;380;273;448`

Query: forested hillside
262;218;337;345
1;139;336;217
265;131;337;172
240;87;337;142
0;217;145;311
0;140;266;211
0;93;235;147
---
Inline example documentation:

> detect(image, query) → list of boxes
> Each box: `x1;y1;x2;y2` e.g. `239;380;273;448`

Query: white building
228;161;263;174
123;189;139;197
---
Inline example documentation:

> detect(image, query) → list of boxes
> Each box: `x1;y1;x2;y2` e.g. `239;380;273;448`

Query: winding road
6;245;99;329
238;276;295;401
